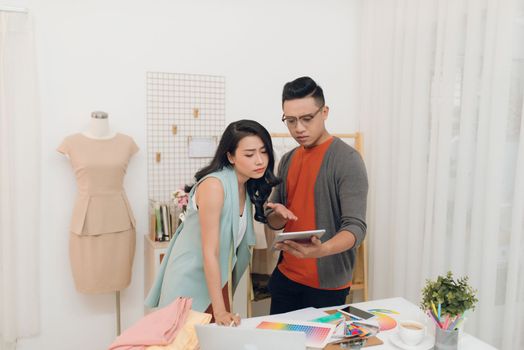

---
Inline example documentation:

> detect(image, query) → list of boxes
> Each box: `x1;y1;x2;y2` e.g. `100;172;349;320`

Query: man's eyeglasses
281;105;324;128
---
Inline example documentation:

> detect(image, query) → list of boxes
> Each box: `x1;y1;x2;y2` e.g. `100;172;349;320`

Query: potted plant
420;271;478;349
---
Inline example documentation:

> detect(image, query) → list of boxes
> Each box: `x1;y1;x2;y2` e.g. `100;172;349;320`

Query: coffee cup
398;320;426;346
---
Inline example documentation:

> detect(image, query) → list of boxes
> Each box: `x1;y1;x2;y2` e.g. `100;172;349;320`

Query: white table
344;297;496;350
239;297;497;349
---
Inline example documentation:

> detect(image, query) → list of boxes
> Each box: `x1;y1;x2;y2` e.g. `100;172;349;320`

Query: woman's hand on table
214;310;241;327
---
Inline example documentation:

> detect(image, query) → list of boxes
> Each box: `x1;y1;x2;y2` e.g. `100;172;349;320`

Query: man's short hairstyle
282;76;325;107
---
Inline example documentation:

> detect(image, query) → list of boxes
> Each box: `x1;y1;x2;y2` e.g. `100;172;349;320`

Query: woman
145;120;279;326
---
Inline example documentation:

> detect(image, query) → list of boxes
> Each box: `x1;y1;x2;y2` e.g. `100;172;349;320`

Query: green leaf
420;271;478;317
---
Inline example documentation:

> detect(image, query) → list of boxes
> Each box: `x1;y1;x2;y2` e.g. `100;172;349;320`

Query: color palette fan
367;308;399;331
256;320;335;348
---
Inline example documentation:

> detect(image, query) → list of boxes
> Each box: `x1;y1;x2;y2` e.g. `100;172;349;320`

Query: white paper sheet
188;136;216;158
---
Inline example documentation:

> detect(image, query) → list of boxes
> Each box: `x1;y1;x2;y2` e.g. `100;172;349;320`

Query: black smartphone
337;305;375;320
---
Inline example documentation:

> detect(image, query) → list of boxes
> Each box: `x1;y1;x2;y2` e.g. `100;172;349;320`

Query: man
265;76;368;314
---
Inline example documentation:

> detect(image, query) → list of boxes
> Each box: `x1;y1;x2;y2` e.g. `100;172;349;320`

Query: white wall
18;0;361;349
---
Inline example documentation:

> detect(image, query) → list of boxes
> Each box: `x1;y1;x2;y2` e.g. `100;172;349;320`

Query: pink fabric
108;298;192;350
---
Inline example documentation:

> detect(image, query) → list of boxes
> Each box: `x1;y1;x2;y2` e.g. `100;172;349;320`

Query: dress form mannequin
58;112;139;336
99;109;121;337
82;111;117;139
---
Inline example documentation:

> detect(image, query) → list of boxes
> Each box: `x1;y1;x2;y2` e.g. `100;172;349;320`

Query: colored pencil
427;310;442;329
428;310;442;328
448;314;462;330
453;318;464;330
431;301;439;319
443;314;450;329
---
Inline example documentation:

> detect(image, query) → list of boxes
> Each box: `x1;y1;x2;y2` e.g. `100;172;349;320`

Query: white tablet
271;229;326;250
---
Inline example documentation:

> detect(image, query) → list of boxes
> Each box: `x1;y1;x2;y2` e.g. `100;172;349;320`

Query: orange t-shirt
278;137;345;289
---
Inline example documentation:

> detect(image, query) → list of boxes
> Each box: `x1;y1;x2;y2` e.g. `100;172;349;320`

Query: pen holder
434;327;459;350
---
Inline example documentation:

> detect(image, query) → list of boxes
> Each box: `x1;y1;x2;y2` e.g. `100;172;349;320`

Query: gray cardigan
268;137;368;288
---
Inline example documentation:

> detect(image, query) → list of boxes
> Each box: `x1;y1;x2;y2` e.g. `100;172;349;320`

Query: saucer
389;332;434;350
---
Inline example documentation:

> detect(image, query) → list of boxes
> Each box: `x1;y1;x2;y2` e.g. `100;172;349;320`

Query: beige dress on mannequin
58;133;138;294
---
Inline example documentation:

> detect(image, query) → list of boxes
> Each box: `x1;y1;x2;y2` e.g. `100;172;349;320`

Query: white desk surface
240;297;497;350
345;297;496;350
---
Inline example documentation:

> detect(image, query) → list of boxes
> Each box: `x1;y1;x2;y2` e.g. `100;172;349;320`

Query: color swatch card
256;320;335;349
345;323;372;337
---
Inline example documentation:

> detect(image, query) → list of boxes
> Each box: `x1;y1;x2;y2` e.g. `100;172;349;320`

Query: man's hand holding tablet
272;229;326;258
272;229;326;246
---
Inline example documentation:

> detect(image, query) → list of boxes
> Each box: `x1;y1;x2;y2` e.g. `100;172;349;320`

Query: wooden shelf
144;235;170;299
145;234;170;249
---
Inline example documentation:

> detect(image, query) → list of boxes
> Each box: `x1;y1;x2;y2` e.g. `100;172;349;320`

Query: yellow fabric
146;310;212;350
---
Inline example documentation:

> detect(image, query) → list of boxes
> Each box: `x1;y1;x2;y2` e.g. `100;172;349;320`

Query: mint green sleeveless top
144;166;255;312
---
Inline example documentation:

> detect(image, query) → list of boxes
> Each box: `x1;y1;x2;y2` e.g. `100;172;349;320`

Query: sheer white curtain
359;0;524;348
0;11;40;350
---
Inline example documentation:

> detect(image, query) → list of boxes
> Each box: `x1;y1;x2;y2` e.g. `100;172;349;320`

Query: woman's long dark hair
185;119;280;223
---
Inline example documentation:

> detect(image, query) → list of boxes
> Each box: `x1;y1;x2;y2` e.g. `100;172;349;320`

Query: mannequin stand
116;291;121;335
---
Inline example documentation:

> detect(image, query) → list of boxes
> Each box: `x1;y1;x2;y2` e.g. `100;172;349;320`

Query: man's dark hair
282;76;325;107
185;119;280;223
